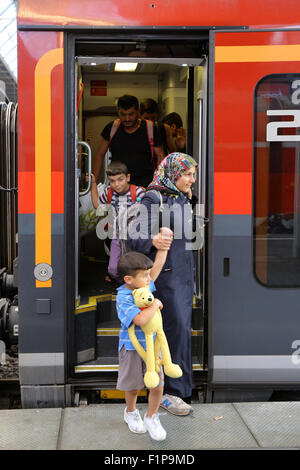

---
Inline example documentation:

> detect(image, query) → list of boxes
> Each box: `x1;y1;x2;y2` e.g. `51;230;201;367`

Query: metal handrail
78;140;92;196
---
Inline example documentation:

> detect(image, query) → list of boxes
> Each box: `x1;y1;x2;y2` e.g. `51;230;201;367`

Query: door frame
65;29;213;383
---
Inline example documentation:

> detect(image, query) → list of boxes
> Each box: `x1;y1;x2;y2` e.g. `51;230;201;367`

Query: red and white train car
17;0;300;406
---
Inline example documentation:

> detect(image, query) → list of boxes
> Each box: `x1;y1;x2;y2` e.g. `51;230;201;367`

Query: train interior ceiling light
114;62;138;72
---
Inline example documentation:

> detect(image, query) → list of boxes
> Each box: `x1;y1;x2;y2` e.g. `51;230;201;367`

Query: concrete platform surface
1;402;300;450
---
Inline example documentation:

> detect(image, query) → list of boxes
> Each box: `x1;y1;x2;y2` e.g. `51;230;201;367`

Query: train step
74;292;205;373
75;356;119;373
75;292;203;327
95;326;204;359
75;355;204;373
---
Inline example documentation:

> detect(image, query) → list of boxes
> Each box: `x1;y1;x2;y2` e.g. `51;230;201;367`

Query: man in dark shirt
93;95;165;188
162;112;187;154
139;99;186;156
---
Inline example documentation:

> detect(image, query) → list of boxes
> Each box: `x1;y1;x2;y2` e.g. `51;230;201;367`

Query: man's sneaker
144;413;167;441
160;394;193;416
124;408;147;433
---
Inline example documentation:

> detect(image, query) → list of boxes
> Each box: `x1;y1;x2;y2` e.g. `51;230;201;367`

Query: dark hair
106;161;129;177
162;112;183;128
117;95;139;111
140;98;158;116
118;252;153;278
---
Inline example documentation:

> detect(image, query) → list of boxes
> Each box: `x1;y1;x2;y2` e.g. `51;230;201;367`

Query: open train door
208;29;300;401
70;49;206;387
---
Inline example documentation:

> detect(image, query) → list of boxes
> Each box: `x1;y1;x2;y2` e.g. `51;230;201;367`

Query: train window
254;74;300;287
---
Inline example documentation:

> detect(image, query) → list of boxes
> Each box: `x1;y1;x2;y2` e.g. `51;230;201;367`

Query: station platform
1;401;300;450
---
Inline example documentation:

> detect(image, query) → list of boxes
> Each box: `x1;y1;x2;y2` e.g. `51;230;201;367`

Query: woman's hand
152;227;173;251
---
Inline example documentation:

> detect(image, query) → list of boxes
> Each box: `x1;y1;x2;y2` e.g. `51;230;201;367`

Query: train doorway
68;36;209;389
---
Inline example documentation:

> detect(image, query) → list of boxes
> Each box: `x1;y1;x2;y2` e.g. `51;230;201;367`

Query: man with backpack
92;95;165;188
90;161;145;283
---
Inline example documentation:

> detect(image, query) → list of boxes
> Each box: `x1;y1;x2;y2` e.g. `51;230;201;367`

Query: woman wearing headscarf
128;152;197;416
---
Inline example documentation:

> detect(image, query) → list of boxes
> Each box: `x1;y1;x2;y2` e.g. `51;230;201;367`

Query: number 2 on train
266;109;300;142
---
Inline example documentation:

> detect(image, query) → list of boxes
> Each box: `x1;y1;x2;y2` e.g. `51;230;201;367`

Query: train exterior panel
17;0;300;29
16;0;300;406
17;30;65;402
211;30;300;388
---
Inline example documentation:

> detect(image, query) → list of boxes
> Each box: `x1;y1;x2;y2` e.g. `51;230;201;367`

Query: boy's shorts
117;346;164;391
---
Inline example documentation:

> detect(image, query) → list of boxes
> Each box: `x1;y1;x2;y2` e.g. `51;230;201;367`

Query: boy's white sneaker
124;408;147;434
144;412;167;441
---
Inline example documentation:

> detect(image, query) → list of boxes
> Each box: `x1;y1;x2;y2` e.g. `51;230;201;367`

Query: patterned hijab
147;152;197;196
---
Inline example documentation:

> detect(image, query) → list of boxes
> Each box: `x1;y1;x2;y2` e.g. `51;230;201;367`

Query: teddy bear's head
132;286;154;308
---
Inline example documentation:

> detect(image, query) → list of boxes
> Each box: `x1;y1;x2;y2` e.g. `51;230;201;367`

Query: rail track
0;345;20;409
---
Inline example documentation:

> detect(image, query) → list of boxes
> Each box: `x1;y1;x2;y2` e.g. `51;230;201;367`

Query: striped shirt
98;185;144;211
116;280;156;351
98;185;144;239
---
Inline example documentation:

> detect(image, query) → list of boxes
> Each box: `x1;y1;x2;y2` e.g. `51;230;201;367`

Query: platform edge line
56;408;65;450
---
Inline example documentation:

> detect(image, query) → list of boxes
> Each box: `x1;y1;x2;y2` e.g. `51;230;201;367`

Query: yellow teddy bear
128;286;182;389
